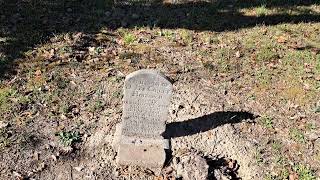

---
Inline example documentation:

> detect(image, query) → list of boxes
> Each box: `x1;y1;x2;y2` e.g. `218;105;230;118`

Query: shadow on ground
0;0;319;78
163;111;257;138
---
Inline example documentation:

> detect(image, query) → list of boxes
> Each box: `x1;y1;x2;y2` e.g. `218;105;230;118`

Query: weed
202;33;219;44
91;100;104;112
255;148;264;164
180;30;193;45
57;131;80;146
58;46;72;55
279;169;289;179
293;164;316;180
261;116;273;128
110;76;123;83
123;33;136;45
59;102;69;114
0;129;12;149
275;155;285;166
289;128;305;143
159;30;175;40
306;123;316;131
255;5;268;17
56;77;69;89
272;140;282;152
112;91;122;99
202;61;216;71
0;88;16;112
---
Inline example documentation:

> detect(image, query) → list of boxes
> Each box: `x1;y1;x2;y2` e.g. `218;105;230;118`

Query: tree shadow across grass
163;111;257;138
0;0;320;79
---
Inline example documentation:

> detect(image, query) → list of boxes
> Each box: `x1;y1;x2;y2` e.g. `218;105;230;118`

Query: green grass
293;164;316;180
123;33;136;45
272;140;282;152
180;30;193;45
289;128;305;143
261;116;273;128
255;67;272;87
0;88;16;113
158;29;175;40
256;45;278;62
255;5;268;17
0;129;12;150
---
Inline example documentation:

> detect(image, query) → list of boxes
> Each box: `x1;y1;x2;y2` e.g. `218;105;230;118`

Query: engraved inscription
121;70;173;138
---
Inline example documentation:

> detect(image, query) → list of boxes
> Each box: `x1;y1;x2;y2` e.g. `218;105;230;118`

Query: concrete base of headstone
113;123;169;174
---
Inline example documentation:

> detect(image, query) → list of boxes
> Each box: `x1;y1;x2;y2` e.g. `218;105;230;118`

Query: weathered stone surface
115;69;173;170
122;69;172;138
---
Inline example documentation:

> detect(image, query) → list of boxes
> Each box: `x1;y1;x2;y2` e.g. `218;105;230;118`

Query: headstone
114;69;173;171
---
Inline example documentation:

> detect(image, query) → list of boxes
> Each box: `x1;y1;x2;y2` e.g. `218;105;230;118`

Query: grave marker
114;69;173;170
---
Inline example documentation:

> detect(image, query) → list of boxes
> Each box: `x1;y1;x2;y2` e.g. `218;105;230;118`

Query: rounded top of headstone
125;69;171;83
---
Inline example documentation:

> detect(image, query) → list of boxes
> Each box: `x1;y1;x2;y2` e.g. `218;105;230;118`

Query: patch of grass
256;45;278;62
0;129;12;150
59;102;69;114
275;155;286;166
289;128;305;143
159;30;175;40
306;123;316;131
272;140;282;152
57;131;80;146
255;148;264;165
112;91;122;99
261;116;273;128
202;61;216;71
180;30;193;45
201;33;219;44
56;77;69;89
90;100;105;112
255;5;268;17
293;164;316;180
123;33;136;45
0;87;16;113
255;67;272;87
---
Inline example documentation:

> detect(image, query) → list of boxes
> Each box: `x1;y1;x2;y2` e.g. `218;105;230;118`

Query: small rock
173;151;209;180
0;121;8;129
13;171;23;179
74;166;84;172
235;51;241;58
51;155;57;162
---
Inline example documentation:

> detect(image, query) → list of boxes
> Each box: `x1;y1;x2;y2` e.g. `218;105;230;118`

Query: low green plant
272;140;282;152
123;33;136;45
159;30;175;40
57;131;80;146
0;88;16;112
261;116;273;128
255;5;268;17
293;164;316;180
289;128;305;143
180;30;193;45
